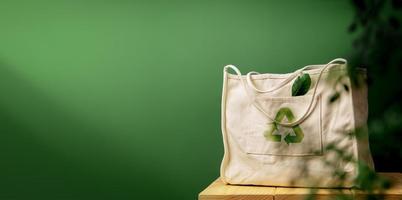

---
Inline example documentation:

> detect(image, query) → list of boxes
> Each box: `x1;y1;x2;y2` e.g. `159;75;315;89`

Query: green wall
0;1;353;199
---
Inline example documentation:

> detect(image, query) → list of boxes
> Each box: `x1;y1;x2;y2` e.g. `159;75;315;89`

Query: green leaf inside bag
292;73;311;96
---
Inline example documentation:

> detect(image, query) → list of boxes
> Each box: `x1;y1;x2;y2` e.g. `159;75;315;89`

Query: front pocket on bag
245;95;323;156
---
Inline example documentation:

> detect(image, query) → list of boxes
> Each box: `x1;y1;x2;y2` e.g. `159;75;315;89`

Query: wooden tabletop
199;173;402;200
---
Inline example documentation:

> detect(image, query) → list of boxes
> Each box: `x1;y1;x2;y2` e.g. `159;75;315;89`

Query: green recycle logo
264;107;304;144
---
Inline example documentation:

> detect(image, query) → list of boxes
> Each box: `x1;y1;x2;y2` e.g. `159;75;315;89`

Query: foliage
308;0;401;199
348;0;402;172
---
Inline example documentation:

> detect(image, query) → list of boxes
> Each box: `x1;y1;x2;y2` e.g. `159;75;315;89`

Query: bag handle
246;69;303;93
224;58;347;127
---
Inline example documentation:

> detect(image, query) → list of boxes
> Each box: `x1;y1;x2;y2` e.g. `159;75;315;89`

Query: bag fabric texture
220;58;374;188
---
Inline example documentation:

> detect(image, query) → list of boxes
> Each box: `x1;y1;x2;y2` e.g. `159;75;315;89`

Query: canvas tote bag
220;58;374;188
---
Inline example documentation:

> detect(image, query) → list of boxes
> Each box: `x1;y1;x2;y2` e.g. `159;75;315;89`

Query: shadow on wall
0;62;180;200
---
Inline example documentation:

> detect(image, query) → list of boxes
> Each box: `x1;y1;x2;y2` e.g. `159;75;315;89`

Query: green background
0;1;354;199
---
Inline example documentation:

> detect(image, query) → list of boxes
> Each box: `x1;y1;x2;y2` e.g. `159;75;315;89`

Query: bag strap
224;58;347;127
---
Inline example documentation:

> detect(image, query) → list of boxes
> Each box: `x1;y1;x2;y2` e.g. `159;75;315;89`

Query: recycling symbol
264;107;304;144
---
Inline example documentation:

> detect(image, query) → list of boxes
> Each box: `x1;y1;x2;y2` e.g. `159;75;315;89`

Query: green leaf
343;83;350;92
291;73;311;96
329;92;340;103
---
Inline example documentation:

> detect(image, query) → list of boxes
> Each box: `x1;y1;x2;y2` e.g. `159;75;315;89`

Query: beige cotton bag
220;58;374;188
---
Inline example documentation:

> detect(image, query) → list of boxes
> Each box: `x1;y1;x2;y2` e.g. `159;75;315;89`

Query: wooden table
199;173;402;200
